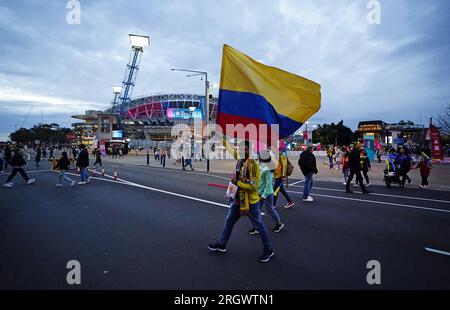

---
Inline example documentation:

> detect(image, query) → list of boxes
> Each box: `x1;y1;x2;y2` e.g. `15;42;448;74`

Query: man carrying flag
208;45;321;263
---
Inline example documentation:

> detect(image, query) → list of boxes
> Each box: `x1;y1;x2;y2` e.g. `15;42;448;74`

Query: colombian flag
217;45;321;139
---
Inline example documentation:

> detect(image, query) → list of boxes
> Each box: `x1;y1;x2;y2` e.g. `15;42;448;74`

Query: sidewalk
102;152;450;192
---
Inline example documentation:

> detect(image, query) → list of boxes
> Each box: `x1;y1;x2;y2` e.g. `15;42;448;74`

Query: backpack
286;158;294;177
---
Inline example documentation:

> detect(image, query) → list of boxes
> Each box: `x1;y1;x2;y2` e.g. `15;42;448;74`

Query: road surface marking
289;179;305;186
424;247;450;256
82;169;231;209
286;190;450;214
290;184;450;205
122;164;231;181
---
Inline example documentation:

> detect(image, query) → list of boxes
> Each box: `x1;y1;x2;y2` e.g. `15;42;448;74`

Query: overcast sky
0;0;449;140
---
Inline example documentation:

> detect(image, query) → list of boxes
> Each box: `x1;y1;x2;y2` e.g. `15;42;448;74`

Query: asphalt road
1;159;449;289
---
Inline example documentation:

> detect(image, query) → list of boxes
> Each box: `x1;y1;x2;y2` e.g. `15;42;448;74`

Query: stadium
72;93;219;148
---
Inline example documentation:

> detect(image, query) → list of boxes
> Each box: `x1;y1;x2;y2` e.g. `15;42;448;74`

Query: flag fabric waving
217;44;321;139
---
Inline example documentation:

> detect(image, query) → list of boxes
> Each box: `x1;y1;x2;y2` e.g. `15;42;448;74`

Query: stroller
383;158;404;189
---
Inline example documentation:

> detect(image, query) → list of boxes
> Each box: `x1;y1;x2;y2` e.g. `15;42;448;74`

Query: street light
171;68;210;171
129;34;150;51
188;106;196;158
111;86;123;113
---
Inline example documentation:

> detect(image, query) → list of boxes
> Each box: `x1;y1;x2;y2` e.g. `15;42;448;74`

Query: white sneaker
353;183;359;187
284;202;295;209
366;183;370;187
2;182;13;188
78;181;86;185
342;182;347;185
56;183;62;187
71;181;76;187
86;177;91;183
27;178;35;185
302;196;314;202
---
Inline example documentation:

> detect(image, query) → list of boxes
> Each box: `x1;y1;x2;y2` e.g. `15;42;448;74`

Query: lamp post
111;86;123;113
171;68;210;171
188;106;196;158
118;34;150;125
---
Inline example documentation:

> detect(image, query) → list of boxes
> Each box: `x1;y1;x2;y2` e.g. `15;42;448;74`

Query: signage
429;126;443;160
112;130;123;139
167;108;202;120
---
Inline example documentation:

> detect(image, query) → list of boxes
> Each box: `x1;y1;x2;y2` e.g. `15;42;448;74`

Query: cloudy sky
0;0;449;140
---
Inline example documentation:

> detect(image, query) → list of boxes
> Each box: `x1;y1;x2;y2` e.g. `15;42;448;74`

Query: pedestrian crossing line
424;247;450;257
290;184;450;205
286;190;450;214
289;179;305;186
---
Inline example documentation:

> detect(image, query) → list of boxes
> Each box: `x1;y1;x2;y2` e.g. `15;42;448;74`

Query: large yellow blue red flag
217;44;321;139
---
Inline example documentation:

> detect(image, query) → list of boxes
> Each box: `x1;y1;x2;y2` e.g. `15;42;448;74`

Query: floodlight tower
111;86;123;113
118;34;150;118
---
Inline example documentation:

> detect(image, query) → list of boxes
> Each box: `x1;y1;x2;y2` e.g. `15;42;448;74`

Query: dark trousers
273;177;292;206
420;173;429;186
93;158;102;167
346;170;367;193
6;168;30;183
357;170;370;184
161;155;166;167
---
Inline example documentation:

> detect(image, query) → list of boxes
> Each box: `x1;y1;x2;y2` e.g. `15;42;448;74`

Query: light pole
188;106;196;158
118;34;150;126
171;68;210;171
111;86;123;113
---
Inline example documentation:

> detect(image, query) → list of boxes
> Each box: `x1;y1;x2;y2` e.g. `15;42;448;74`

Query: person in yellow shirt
208;140;274;263
273;151;295;209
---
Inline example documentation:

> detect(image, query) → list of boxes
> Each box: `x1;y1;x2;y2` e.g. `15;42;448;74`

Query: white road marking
424;247;450;256
290;184;450;205
289;179;305;186
286;190;450;214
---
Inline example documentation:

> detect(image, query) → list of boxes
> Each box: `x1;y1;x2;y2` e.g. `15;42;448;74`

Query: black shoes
345;190;353;193
273;223;285;233
259;249;275;263
207;242;227;253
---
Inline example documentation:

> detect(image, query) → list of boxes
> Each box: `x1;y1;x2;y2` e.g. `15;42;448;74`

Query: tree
9;123;72;144
313;120;355;146
436;104;450;136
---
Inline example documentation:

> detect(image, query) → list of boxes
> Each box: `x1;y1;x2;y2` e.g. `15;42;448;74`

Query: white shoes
27;178;35;185
2;182;13;187
302;196;314;202
56;183;62;187
78;181;86;185
71;181;76;187
342;182;347;185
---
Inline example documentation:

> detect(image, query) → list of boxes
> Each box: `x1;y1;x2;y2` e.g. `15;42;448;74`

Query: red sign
66;133;76;142
429;125;443;160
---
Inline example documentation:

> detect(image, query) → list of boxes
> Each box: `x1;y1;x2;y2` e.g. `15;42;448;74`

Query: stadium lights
129;34;150;50
112;86;123;94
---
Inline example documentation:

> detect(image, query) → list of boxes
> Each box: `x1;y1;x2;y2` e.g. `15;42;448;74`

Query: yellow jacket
274;154;287;179
236;159;261;205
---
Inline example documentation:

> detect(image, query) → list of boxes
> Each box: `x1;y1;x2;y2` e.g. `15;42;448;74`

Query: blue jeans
303;173;314;199
219;200;273;252
79;167;89;182
260;194;282;225
58;170;73;185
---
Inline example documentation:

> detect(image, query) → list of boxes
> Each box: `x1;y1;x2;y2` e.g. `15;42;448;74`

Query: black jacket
76;149;89;167
55;157;71;170
349;148;361;172
10;153;26;167
298;151;318;176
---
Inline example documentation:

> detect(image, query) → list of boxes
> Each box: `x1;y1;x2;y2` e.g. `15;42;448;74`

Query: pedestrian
93;148;102;167
2;148;35;187
0;146;4;173
334;146;342;171
397;147;412;187
298;145;318;202
273;151;295;209
345;142;371;194
161;147;167;168
327;145;335;169
54;151;75;187
4;145;12;170
357;148;371;187
208;141;275;263
416;155;432;189
248;149;284;235
76;144;90;185
35;146;42;169
49;147;54;160
341;146;350;185
376;147;383;163
42;147;47;159
184;156;194;170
